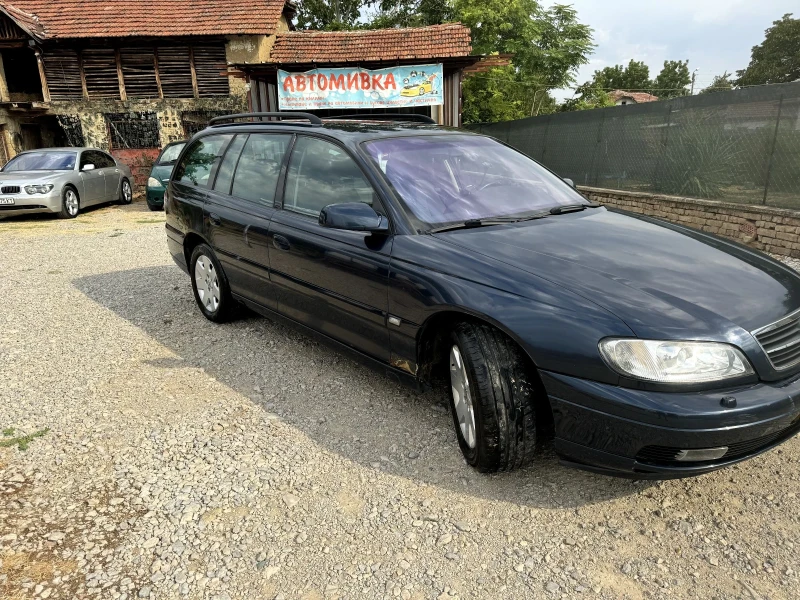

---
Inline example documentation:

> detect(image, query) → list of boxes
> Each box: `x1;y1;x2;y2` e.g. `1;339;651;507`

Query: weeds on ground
0;428;50;451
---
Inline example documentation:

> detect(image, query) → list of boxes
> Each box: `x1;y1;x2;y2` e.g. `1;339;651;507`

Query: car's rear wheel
448;322;538;472
119;179;133;204
190;243;235;322
58;187;80;219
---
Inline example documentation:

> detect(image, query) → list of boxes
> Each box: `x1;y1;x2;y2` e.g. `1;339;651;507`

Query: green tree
592;60;651;91
367;0;454;28
559;81;614;111
653;59;691;98
294;0;364;30
736;14;800;85
456;0;594;122
700;72;734;94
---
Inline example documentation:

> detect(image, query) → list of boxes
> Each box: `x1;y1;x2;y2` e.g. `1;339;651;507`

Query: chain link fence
468;82;800;209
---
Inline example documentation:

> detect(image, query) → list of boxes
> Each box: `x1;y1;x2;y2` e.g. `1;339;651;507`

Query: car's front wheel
448;322;538;472
190;243;236;322
58;187;80;219
119;179;133;204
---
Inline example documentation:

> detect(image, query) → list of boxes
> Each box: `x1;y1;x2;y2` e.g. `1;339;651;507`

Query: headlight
598;339;753;384
147;177;164;189
24;184;54;194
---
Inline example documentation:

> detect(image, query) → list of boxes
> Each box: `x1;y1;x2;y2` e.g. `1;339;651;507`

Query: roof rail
326;113;437;124
208;112;323;127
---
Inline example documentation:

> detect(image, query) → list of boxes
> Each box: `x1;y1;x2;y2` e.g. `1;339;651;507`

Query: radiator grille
754;311;800;371
1;185;20;194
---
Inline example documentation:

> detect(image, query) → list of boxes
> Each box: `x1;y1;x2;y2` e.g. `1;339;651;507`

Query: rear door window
173;134;232;188
230;134;290;207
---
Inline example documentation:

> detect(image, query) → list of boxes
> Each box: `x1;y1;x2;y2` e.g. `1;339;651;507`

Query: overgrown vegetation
1;427;50;451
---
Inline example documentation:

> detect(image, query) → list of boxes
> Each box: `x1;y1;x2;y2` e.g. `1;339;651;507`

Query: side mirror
563;177;576;188
319;202;389;234
82;163;95;172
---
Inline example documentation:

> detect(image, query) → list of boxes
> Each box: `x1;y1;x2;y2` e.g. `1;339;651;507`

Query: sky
549;0;797;101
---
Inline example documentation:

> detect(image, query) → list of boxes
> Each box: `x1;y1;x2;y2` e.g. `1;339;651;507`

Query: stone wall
579;186;800;258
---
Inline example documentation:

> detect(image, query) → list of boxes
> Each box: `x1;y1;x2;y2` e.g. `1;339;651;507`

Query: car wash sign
277;64;444;110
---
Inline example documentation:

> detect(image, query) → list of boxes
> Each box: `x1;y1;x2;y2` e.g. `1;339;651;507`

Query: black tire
58;186;80;219
448;322;538;472
119;178;133;204
189;243;236;322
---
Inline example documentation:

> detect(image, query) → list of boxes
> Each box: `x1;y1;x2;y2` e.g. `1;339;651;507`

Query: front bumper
542;371;800;478
146;188;164;206
0;191;61;218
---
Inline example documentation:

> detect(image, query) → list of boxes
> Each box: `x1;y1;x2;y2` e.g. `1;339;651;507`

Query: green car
146;141;186;211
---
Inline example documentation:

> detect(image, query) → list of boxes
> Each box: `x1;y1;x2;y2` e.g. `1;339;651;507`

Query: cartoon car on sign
401;73;437;97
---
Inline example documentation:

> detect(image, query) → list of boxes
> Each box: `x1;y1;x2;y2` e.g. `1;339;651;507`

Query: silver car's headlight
599;339;754;384
147;177;164;189
24;184;54;194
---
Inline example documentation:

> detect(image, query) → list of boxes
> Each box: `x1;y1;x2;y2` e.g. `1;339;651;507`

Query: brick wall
578;186;800;258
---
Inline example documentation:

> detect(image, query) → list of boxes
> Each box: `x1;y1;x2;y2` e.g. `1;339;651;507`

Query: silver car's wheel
59;187;80;219
194;254;220;312
450;344;477;449
120;179;133;204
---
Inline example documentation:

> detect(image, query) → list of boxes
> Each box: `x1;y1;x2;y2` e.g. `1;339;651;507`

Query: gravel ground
1;202;799;600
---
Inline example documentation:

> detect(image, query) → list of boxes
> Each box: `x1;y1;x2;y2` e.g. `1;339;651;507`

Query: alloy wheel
194;255;220;312
450;344;476;449
122;180;132;203
65;190;79;216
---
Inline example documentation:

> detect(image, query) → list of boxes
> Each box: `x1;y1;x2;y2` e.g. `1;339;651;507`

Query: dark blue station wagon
165;113;800;478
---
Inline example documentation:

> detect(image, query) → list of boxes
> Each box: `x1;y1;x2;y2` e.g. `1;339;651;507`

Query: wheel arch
183;231;209;268
416;308;554;436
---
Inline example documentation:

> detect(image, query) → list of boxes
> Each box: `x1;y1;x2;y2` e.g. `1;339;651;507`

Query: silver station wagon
0;148;134;219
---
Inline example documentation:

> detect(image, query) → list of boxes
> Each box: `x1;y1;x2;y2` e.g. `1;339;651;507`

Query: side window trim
210;133;248;194
278;134;387;221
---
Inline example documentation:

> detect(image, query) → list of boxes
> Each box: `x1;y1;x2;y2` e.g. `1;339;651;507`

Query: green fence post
762;93;784;205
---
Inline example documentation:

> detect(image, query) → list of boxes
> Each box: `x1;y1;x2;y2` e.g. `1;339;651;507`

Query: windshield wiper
428;214;547;234
549;203;601;215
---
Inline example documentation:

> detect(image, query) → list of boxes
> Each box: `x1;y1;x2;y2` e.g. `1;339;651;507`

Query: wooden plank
188;46;199;98
78;50;89;99
153;48;163;98
115;48;127;101
34;50;51;103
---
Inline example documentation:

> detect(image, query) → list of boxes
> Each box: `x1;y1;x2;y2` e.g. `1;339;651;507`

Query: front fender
388;236;633;385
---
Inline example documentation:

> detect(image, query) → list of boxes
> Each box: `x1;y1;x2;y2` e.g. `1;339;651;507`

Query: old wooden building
0;0;477;180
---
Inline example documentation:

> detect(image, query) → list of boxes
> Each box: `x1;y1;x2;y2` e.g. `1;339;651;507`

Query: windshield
363;135;586;229
3;151;77;172
158;143;186;164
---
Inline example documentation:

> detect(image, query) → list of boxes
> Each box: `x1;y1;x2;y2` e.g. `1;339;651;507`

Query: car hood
0;170;71;182
434;208;800;338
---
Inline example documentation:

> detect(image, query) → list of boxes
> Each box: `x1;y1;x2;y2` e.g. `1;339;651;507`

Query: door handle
208;213;221;226
273;234;290;251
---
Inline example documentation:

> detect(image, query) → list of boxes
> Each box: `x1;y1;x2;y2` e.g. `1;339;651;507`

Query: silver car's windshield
3;151;77;172
362;135;587;228
158;143;186;164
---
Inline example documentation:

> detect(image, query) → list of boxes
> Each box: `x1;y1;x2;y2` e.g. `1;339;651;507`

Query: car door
97;151;121;200
268;135;392;361
171;133;234;241
78;151;106;205
204;132;291;310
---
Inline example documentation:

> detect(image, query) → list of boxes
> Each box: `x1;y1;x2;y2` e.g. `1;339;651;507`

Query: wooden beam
153;48;163;99
77;50;89;99
33;49;51;103
188;46;199;98
115;48;127;101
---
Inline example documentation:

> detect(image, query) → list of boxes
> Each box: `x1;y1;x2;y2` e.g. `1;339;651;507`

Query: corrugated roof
0;0;287;39
270;24;472;64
